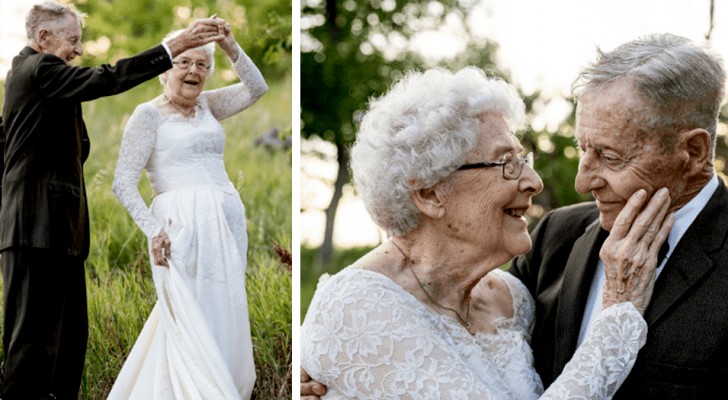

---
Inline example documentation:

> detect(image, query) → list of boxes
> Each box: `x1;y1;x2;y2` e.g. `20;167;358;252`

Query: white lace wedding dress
301;267;647;399
108;45;266;400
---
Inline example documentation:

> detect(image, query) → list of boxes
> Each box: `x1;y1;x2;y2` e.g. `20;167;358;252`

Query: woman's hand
211;15;239;61
601;188;675;314
300;367;326;399
152;229;172;268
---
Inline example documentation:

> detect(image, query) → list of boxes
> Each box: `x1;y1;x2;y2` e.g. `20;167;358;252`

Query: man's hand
165;18;227;57
601;188;675;314
301;368;327;399
151;229;172;268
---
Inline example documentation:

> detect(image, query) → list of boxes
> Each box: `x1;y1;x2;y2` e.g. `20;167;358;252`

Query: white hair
26;1;86;41
159;29;215;85
573;33;726;153
350;67;526;237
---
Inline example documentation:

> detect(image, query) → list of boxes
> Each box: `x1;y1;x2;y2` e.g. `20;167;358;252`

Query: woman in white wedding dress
108;21;266;399
300;68;674;399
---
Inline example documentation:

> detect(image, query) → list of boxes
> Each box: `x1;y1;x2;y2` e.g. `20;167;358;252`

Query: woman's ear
678;128;711;177
411;182;446;220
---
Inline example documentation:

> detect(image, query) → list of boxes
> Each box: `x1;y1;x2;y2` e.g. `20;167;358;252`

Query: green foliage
301;0;498;147
75;0;291;78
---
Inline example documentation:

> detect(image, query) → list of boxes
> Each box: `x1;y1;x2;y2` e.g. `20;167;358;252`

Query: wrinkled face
574;79;683;231
442;112;543;260
39;14;83;63
163;48;210;101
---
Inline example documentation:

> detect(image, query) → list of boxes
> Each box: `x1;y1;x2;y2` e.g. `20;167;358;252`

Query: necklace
163;95;195;118
390;240;471;328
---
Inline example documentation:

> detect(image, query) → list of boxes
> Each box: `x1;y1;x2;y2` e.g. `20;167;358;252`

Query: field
0;70;292;399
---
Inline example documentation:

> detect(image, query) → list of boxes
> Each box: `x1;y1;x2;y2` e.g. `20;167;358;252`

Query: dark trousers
1;248;88;400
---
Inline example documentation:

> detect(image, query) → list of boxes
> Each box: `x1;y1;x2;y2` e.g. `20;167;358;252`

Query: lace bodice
301;267;647;399
112;45;266;238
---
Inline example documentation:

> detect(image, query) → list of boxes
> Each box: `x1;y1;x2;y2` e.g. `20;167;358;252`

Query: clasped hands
165;15;237;58
601;187;675;314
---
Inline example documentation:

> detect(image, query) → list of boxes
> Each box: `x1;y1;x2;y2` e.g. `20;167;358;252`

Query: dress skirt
108;184;255;399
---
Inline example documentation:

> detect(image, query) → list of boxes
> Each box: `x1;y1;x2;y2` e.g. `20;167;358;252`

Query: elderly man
301;33;727;399
0;2;227;399
510;33;727;399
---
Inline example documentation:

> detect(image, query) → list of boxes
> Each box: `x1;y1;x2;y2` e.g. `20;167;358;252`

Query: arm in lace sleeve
540;302;647;399
301;270;498;400
204;44;268;121
112;104;164;238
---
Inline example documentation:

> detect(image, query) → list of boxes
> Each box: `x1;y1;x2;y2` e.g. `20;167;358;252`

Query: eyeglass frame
457;152;534;180
172;58;211;71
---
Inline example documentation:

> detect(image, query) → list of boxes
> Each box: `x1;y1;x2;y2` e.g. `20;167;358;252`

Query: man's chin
598;213;616;232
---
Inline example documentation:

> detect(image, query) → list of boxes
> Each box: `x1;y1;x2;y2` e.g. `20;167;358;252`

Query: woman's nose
520;163;543;195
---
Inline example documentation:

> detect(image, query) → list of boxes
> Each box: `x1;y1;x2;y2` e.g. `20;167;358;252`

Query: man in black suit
509;33;728;399
0;2;228;399
300;33;728;399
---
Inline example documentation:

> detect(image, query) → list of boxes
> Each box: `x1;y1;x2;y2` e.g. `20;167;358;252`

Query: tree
301;0;502;264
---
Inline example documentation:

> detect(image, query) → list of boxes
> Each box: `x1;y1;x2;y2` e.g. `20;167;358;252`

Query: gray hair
26;1;86;41
350;67;526;237
572;33;726;153
159;29;216;85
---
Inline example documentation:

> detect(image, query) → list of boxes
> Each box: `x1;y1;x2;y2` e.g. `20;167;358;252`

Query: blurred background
300;0;728;315
1;0;291;398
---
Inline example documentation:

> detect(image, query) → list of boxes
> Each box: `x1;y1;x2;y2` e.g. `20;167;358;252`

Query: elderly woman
108;22;266;399
300;67;673;398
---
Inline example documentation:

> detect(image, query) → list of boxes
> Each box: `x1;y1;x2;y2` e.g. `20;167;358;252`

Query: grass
0;70;292;399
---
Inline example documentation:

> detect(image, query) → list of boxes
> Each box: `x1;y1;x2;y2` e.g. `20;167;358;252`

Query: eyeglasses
457;152;534;180
172;59;210;71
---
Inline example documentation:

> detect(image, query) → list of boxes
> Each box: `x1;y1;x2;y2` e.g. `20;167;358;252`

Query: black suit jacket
510;179;728;399
1;45;171;258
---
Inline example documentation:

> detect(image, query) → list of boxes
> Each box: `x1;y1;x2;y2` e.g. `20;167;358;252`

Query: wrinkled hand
300;367;326;399
152;229;172;268
211;15;238;60
165;18;227;57
601;188;675;314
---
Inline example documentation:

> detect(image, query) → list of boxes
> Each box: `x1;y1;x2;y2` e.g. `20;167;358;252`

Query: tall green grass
1;71;292;399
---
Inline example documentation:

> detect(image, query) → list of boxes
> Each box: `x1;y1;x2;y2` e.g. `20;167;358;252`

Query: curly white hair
350;67;526;237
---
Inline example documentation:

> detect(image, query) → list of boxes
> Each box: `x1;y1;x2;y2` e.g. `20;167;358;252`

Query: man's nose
575;152;599;194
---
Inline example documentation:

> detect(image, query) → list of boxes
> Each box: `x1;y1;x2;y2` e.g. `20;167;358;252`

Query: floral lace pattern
108;45;265;399
302;267;647;399
112;45;267;238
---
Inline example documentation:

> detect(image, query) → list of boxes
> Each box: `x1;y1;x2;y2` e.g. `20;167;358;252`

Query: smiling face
162;48;210;102
574;79;686;231
441;112;543;260
38;14;83;64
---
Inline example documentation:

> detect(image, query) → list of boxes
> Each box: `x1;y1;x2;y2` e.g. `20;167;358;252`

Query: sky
0;0;36;78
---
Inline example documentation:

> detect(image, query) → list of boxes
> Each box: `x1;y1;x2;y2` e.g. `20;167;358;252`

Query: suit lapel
553;219;607;374
644;179;728;326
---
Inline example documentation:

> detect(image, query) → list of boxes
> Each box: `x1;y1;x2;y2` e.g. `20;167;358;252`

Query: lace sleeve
204;44;268;121
541;302;647;399
301;269;498;400
112;104;164;238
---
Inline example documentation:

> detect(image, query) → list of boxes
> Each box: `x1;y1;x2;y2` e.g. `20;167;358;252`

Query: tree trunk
316;138;349;265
